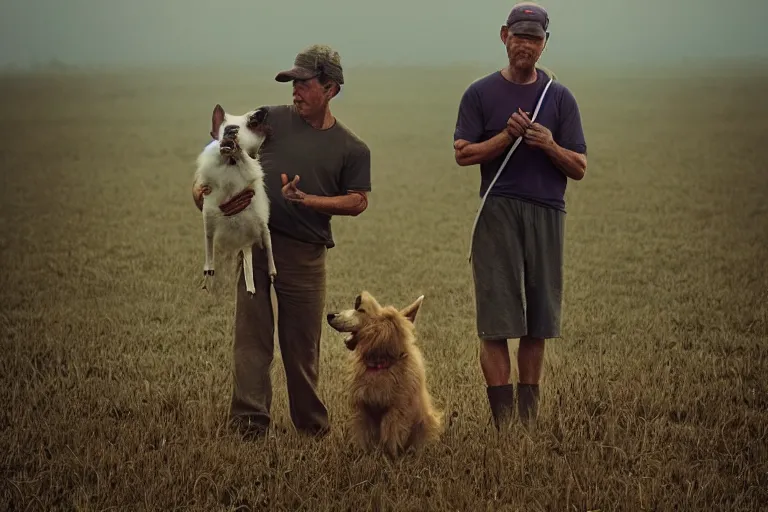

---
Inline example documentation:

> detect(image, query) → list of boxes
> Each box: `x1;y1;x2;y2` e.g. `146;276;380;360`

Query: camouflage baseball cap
275;44;344;85
506;2;549;38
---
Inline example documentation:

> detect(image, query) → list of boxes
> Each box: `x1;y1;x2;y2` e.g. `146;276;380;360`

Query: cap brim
274;66;318;82
509;21;546;38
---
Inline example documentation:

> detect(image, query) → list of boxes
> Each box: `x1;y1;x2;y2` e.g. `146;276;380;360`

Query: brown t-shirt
257;104;371;249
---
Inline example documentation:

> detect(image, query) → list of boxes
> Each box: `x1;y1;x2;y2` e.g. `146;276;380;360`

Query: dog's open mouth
343;334;357;350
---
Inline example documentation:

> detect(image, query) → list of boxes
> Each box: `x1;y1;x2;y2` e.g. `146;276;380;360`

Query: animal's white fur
193;104;276;294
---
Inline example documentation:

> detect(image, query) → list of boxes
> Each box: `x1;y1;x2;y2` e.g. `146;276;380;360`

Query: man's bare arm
523;123;587;181
297;190;368;217
543;144;587;180
280;174;368;216
454;131;513;166
454;109;536;167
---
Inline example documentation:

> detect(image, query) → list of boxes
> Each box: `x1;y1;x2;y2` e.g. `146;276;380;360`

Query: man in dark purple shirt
453;2;588;430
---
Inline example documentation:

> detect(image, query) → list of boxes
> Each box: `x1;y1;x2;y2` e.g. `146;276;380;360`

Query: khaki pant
229;230;329;435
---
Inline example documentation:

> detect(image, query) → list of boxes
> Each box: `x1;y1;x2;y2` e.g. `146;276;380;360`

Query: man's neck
502;65;538;85
303;108;336;130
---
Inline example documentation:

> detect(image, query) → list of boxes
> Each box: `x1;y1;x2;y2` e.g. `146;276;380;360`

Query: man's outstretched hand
281;173;306;203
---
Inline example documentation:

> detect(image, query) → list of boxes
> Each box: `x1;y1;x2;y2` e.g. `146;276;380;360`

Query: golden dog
327;291;443;458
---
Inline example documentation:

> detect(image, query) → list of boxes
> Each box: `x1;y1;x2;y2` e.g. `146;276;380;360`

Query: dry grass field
1;62;767;511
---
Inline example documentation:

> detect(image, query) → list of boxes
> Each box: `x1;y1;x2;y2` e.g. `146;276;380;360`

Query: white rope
467;77;554;262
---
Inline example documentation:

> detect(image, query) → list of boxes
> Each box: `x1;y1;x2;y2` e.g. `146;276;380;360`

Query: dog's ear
400;295;424;324
359;291;381;313
210;104;225;140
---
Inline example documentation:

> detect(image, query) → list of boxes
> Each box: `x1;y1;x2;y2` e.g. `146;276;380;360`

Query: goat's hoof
202;272;215;291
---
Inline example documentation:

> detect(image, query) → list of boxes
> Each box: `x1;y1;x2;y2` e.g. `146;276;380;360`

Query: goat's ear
210;104;225;140
400;295;424;324
252;107;267;124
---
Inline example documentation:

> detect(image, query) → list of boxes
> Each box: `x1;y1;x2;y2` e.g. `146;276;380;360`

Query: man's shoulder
463;71;502;94
333;120;370;155
545;77;579;106
262;103;295;121
508;67;577;105
262;103;292;111
457;71;504;113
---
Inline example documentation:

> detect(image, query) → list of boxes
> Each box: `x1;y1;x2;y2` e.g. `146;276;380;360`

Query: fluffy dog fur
327;291;443;458
193;104;276;295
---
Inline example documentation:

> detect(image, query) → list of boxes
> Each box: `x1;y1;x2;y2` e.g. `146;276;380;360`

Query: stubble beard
509;45;537;69
506;51;538;83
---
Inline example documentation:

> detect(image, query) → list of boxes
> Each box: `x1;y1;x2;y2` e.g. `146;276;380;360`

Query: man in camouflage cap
275;44;345;87
273;44;346;123
194;43;371;440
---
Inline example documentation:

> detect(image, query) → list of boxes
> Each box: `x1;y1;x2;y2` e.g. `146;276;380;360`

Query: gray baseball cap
275;44;344;85
506;3;549;38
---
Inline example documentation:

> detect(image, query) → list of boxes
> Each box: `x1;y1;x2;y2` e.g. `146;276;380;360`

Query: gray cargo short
470;194;565;341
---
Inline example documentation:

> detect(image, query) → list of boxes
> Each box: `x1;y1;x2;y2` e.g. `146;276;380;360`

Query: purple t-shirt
454;69;587;212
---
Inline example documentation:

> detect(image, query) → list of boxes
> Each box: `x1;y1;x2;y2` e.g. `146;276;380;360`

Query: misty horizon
2;0;767;71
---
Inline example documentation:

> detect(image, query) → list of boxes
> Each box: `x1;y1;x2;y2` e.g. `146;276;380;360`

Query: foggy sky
2;0;766;69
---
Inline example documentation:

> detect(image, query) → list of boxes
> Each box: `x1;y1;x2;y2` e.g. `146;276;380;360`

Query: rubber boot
517;384;540;428
230;414;269;441
486;384;515;430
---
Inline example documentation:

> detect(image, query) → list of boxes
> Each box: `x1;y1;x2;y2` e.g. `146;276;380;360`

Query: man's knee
479;338;511;384
480;337;509;354
481;338;508;361
518;336;546;359
517;336;545;385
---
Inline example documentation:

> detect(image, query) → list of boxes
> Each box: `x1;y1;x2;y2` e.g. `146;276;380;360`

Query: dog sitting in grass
192;104;276;295
327;291;443;457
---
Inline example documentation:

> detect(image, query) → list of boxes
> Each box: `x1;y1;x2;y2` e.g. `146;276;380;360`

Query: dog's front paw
268;268;277;284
